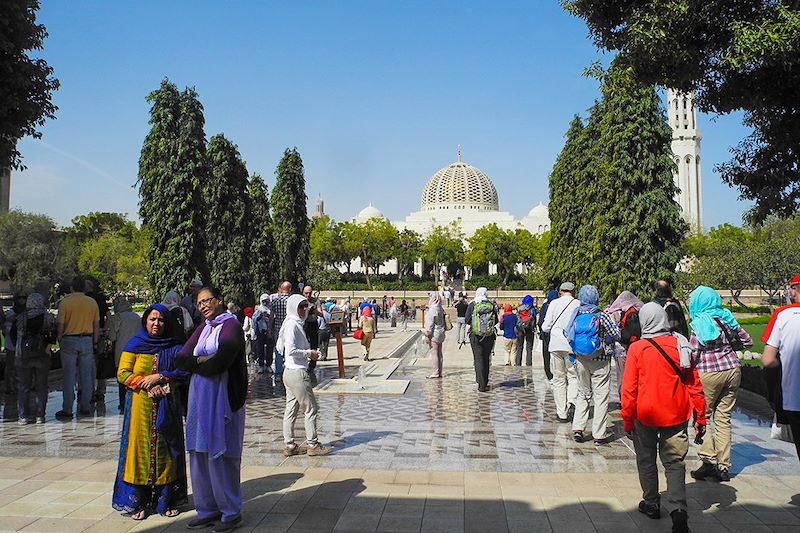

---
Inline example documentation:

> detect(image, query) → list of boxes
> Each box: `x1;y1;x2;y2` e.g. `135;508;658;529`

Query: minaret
0;167;10;213
667;89;703;232
313;195;325;219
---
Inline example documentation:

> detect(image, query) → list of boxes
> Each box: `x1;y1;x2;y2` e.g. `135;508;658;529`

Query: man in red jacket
622;302;707;533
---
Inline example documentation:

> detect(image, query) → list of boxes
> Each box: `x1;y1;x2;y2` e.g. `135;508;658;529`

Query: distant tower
667;89;703;232
0;167;10;213
314;195;325;219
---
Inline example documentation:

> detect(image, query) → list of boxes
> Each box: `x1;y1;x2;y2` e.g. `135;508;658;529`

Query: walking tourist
318;303;331;361
621;302;707;533
466;287;498;392
277;294;331;457
4;292;27;397
242;306;255;364
302;286;320;375
56;276;100;420
253;293;273;374
454;293;468;345
541;282;580;421
761;273;800;460
270;281;292;380
653;279;689;337
10;293;55;424
358;306;375;361
515;295;537;366
567;284;619;444
399;299;410;331
423;292;446;378
175;286;247;532
500;304;518;366
112;304;187;520
538;290;558;381
105;296;141;414
605;290;644;402
688;285;753;482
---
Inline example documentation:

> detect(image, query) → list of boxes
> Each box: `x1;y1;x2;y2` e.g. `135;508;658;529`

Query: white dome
420;149;499;212
355;203;385;221
526;202;549;218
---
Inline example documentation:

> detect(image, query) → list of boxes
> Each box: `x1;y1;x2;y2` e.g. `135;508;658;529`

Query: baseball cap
559;282;575;292
790;274;800;287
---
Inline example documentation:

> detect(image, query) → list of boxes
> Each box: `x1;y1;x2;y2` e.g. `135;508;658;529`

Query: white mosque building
343;91;704;277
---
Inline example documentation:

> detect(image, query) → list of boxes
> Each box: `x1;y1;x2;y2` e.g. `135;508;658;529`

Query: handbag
96;344;117;380
444;313;453;331
353;327;364;340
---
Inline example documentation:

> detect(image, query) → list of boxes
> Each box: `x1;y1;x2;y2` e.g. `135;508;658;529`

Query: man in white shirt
541;282;580;422
762;273;800;460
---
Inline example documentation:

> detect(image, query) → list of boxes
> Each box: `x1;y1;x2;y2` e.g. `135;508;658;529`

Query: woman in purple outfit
175;286;247;533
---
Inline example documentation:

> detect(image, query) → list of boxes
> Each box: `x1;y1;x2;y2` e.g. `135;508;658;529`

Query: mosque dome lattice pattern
420;157;499;212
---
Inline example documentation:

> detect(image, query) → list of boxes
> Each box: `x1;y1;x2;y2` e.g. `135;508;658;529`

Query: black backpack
16;314;54;359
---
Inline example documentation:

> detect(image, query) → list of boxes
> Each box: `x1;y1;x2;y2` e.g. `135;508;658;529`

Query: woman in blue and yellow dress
112;303;188;520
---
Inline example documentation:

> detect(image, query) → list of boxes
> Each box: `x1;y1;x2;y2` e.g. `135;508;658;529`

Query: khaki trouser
283;367;319;446
633;421;689;515
550;351;578;419
573;357;611;439
698;367;741;470
503;338;516;365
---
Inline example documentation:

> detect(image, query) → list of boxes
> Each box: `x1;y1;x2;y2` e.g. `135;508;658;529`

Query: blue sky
15;0;751;229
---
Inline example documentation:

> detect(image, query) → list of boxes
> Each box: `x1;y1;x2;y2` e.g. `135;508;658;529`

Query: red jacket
621;335;707;433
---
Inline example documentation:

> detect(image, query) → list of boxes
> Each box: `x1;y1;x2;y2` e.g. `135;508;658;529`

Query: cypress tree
271;148;310;287
138;80;208;298
590;61;687;301
205;134;250;305
247;173;277;298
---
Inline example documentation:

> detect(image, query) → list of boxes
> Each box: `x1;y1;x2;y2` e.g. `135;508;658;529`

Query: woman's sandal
132;510;148;521
165;509;180;518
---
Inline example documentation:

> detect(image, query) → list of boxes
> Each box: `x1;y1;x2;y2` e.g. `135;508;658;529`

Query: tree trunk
362;254;372;290
729;289;750;311
501;266;511;288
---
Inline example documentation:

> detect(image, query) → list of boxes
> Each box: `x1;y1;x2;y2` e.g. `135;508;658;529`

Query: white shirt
765;303;800;411
541;294;579;353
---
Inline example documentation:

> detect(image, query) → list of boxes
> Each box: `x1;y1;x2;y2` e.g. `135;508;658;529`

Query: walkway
0;317;797;531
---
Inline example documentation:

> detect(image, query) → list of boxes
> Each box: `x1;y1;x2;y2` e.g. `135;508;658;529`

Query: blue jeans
60;336;94;414
274;349;284;376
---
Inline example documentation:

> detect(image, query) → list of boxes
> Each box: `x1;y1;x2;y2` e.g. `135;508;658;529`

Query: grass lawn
741;323;766;366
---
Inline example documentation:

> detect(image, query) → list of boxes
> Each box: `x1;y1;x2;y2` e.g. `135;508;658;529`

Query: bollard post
335;329;345;378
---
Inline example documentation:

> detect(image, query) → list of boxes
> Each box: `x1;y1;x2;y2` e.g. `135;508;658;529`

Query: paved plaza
0;318;798;531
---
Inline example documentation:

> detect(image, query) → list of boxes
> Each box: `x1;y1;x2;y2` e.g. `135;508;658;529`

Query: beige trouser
283;367;319;446
698;368;741;470
550;351;579;419
503;338;516;365
573;357;611;439
633;421;689;515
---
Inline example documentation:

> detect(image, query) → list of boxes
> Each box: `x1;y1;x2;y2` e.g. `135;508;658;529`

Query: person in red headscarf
358;306;375;361
499;304;518;365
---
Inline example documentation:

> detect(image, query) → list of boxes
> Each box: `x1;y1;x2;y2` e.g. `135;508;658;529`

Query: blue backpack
571;311;604;357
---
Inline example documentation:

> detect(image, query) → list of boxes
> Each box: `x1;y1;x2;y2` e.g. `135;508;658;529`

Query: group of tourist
5;270;800;533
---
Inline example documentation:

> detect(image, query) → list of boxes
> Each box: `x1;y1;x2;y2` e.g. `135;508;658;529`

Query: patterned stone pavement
0;317;798;531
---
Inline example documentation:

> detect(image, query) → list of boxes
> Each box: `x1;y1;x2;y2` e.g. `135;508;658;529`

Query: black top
454;300;469;318
175;318;247;412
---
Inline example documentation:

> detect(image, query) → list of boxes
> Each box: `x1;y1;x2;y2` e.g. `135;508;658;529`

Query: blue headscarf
578;284;600;309
123;304;180;354
546;289;558;303
521;294;534;307
689;286;739;345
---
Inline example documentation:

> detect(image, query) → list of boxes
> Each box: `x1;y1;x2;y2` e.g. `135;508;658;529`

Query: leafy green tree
78;226;150;296
564;0;800;223
0;0;59;171
205;134;250;305
247;173;277;297
548;62;687;302
341;217;399;289
335;221;361;274
466;224;520;287
395;229;423;280
0;210;69;289
137;81;209;298
421;222;464;287
64;212;136;244
271;148;310;287
310;215;342;269
548;110;600;286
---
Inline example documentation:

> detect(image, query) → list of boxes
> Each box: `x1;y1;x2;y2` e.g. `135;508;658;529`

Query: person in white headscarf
252;293;273;374
423;292;446;378
162;290;194;343
277;295;331;457
465;287;498;392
